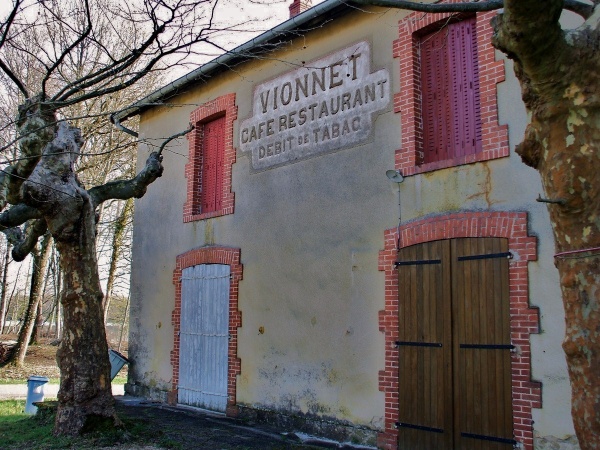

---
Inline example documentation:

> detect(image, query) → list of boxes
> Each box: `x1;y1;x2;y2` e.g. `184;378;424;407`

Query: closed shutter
201;116;225;213
449;18;482;157
421;30;452;164
397;238;513;449
420;17;482;163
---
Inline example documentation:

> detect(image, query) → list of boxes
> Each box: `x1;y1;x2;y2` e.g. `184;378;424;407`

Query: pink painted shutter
201;116;225;213
214;116;225;212
449;18;482;158
421;29;452;164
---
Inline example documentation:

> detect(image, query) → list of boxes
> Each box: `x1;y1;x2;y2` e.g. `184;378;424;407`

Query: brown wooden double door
396;238;514;450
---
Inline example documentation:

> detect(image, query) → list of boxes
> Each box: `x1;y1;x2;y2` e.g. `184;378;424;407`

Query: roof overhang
113;0;353;126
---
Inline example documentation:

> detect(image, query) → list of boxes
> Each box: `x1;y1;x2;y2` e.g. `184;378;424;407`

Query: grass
0;376;128;385
0;375;128;385
0;399;170;449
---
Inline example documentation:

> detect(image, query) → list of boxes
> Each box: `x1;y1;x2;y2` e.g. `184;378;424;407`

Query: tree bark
8;233;52;367
103;198;132;325
2;118;164;435
491;1;600;447
53;193;117;435
0;241;11;334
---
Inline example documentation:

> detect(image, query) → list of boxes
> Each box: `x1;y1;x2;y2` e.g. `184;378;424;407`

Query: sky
202;0;326;57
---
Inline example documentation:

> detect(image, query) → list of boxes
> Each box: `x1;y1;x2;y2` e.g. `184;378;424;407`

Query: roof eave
114;0;350;123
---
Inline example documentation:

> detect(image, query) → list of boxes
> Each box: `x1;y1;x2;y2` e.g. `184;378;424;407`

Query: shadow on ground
117;397;346;449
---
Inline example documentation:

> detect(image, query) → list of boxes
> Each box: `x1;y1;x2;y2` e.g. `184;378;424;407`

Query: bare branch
12;218;47;262
351;0;503;13
158;123;193;156
89;122;192;206
0;0;29;97
350;0;595;19
0;203;42;229
41;0;93;97
88;151;163;205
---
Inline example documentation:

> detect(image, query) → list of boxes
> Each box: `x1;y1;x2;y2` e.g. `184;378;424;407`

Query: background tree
7;232;52;367
0;0;160;364
0;0;259;436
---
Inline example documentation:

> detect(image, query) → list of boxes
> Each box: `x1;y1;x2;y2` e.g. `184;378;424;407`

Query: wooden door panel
397;240;453;450
398;238;513;450
452;238;514;449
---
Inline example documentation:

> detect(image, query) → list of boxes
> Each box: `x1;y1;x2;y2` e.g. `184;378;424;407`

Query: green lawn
0;399;169;449
0;400;72;449
0;376;128;385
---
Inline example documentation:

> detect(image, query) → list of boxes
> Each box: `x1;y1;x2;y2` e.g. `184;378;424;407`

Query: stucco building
120;0;579;448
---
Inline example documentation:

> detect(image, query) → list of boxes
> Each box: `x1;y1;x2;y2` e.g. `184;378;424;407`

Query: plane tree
0;0;250;435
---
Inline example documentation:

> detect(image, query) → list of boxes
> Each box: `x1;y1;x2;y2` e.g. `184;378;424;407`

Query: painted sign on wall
240;41;390;170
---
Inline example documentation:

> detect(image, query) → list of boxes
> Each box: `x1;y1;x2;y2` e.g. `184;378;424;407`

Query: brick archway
170;246;242;415
377;212;541;450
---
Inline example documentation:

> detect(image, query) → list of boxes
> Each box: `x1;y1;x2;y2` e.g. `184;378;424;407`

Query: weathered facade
123;1;579;448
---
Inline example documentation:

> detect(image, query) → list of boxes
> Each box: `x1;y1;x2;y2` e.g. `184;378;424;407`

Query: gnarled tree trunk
54;205;116;434
491;1;600;447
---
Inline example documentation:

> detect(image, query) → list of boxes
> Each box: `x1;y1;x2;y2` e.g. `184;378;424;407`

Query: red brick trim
184;93;237;222
170;246;243;415
393;3;509;176
377;212;541;450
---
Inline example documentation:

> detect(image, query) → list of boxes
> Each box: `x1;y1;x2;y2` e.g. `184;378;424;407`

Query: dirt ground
0;338;340;449
113;399;333;450
0;335;127;381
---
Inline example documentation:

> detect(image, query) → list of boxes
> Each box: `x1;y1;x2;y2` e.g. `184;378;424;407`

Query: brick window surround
170;246;243;416
377;212;541;450
184;93;237;222
393;4;509;175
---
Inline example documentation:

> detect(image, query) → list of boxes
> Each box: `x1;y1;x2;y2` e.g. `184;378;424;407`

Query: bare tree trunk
8;234;52;366
38;257;53;339
490;2;600;447
32;296;43;342
52;249;63;340
117;293;130;354
53;191;117;435
0;241;11;334
103;198;132;325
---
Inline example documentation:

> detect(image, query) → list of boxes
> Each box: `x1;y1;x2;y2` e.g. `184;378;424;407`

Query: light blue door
178;264;229;411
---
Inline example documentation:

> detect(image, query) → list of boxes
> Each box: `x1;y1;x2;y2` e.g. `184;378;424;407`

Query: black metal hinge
395;422;444;434
396;341;442;348
460;344;515;350
395;259;441;267
458;252;513;261
461;432;517;445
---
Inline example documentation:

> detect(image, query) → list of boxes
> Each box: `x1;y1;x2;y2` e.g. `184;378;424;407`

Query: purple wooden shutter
201;116;225;213
420;17;482;163
421;30;452;164
449;17;482;157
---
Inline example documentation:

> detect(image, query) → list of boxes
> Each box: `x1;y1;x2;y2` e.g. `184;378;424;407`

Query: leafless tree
7;232;52;367
0;0;256;435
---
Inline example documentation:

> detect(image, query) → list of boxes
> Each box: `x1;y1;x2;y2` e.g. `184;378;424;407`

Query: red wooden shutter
420;30;452;164
420;17;482;163
201;116;225;213
449;17;482;157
